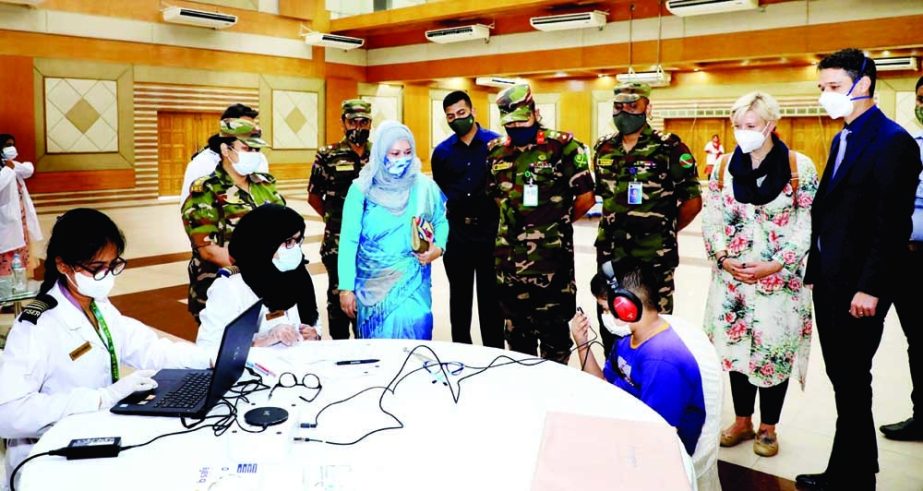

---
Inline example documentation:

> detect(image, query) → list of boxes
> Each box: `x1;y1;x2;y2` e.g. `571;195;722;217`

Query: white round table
21;340;694;490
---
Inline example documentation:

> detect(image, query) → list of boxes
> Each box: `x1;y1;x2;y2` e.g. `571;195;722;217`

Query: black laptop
111;301;262;418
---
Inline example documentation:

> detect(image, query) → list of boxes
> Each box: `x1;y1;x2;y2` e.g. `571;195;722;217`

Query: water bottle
11;253;26;293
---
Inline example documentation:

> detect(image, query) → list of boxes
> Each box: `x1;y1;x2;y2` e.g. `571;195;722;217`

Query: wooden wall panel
0;31;322;79
27;169;136;193
325;78;359;146
270;163;312;181
0;56;35;164
403;84;431;171
279;0;318;21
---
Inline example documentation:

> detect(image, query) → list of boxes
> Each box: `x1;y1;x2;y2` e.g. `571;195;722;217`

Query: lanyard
89;301;120;383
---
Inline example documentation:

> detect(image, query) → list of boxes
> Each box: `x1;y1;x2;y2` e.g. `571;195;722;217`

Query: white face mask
734;127;769;154
231;150;262;175
819;91;855;120
2;146;18;160
69;271;116;300
272;244;303;272
601;312;632;337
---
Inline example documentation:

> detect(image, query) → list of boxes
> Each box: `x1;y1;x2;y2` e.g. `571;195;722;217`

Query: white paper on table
191;461;301;490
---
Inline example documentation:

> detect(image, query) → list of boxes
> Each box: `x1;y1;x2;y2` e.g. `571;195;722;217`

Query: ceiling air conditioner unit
873;56;918;72
425;24;490;44
0;0;44;6
530;10;607;32
304;32;365;50
616;67;672;88
665;0;758;17
162;7;238;29
475;77;521;88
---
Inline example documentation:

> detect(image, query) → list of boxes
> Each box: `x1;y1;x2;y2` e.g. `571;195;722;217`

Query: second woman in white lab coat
197;203;321;357
0;133;42;277
0;208;210;489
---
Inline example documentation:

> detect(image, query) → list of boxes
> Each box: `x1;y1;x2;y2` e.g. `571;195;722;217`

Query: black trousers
891;246;923;419
813;281;889;483
443;237;504;349
729;371;789;425
322;255;355;340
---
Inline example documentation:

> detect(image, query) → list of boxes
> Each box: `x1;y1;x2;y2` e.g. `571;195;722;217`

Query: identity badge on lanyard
89;301;120;383
523;166;539;207
627;167;643;205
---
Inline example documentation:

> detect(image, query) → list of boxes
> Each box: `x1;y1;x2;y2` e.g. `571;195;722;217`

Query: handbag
411;216;435;253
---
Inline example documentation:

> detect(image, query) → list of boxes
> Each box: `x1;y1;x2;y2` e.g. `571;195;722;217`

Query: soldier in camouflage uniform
307;99;372;339
486;84;596;364
182;118;286;323
593;82;703;353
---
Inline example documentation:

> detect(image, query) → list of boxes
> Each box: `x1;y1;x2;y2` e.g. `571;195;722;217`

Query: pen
335;359;379;366
246;362;275;377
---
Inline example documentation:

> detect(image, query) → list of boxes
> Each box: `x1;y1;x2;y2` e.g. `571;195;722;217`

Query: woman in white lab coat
0;208;210;488
0;133;42;277
197;204;321;357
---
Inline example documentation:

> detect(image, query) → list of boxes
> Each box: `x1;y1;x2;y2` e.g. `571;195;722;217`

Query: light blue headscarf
354;120;422;216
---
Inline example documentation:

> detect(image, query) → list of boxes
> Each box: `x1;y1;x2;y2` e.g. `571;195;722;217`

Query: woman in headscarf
702;91;818;458
196;204;320;356
337;120;448;340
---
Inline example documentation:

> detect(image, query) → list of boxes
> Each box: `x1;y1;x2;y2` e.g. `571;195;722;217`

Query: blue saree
338;176;448;339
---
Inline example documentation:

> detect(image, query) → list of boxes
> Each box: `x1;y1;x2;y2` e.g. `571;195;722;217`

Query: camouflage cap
497;84;535;125
341;99;372;120
613;81;652;103
219;117;268;148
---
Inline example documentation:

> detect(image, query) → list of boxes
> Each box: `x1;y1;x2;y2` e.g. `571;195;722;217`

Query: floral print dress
702;152;818;388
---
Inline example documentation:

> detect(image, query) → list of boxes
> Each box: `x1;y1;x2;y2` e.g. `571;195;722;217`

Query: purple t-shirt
604;326;705;455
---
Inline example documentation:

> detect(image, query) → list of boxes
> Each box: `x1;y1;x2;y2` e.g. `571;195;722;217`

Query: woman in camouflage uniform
180;118;285;323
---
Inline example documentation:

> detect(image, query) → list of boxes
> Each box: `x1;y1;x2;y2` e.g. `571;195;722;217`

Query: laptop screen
204;300;262;407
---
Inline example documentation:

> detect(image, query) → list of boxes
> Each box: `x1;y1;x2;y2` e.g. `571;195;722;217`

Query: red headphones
601;261;643;322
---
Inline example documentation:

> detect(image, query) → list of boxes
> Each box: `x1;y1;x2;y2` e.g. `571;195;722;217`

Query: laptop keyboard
154;372;211;409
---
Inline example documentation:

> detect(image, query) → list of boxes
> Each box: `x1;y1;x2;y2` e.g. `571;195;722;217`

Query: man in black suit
797;49;923;490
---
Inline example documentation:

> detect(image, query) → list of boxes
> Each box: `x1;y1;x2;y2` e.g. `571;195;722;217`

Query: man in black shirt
431;91;504;348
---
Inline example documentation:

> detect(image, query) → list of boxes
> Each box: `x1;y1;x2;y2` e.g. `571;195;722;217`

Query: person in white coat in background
0;208;210;490
0;133;42;279
197;203;321;357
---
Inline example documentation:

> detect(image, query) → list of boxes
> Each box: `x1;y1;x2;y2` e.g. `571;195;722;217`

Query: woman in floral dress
702;92;818;457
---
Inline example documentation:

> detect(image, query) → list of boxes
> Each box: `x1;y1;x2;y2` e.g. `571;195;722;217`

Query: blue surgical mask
505;124;539;147
272;244;303;272
385;156;413;176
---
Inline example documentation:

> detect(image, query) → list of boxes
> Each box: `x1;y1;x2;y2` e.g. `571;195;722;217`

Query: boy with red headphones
570;263;706;456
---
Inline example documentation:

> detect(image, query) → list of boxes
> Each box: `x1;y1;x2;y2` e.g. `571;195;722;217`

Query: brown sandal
720;425;756;447
754;430;779;457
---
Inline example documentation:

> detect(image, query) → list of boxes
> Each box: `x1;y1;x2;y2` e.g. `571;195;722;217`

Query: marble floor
3;193;922;490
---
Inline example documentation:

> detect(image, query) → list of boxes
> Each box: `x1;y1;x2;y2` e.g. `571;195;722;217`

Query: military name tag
335;162;355;172
69;341;92;361
523;184;539;207
492;161;513;172
628;181;643;205
598;158;613;167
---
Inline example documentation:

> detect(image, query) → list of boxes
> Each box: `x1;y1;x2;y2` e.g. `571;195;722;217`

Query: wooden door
663;118;731;179
157;111;222;196
788;116;842;175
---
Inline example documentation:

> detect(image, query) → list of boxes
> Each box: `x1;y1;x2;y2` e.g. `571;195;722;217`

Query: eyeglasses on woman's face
74;257;127;280
281;233;305;249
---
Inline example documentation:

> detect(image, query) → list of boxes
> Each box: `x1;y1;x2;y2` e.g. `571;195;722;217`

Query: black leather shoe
795;472;829;489
880;417;923;441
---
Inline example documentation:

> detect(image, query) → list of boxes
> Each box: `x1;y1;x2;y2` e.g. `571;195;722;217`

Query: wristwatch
716;254;729;269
